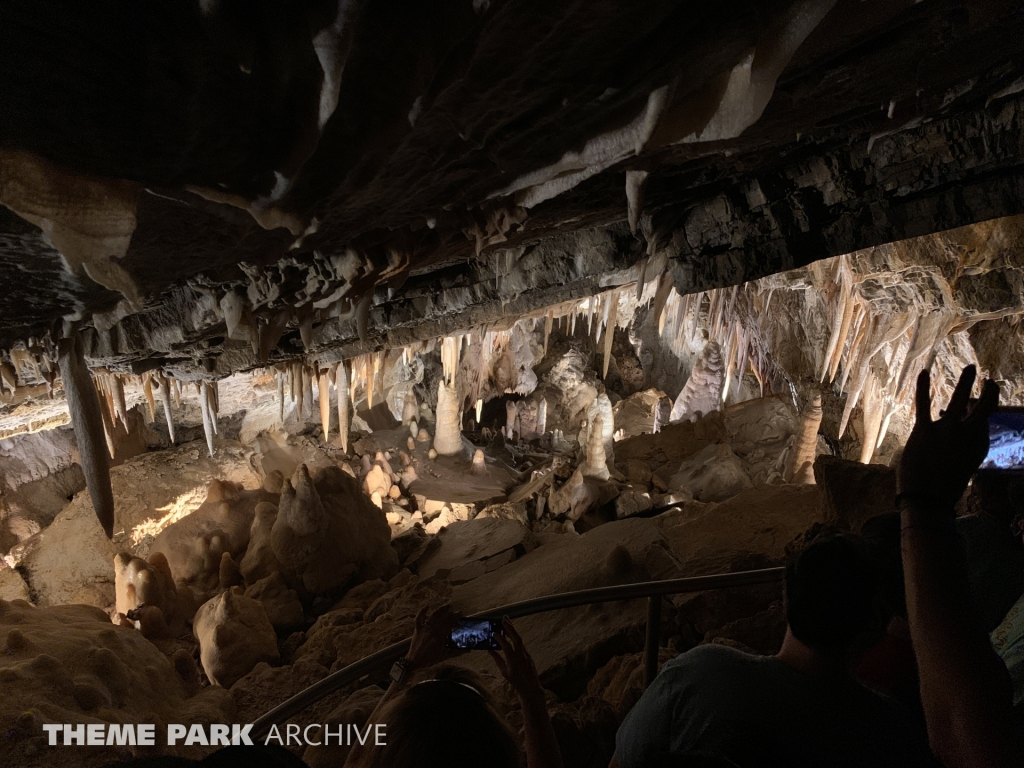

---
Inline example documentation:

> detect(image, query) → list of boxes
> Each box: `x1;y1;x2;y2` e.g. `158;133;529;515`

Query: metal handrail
251;566;784;739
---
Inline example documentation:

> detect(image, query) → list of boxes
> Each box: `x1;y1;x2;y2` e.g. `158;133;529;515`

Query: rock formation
55;332;113;538
433;380;463;456
786;394;823;484
192;588;279;688
669;342;724;424
270;464;398;594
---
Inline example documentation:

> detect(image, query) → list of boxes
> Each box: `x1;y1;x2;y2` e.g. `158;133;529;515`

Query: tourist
345;605;563;768
610;533;933;767
897;365;1024;767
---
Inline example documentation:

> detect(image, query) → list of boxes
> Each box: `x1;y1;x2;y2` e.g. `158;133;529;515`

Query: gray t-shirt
614;644;935;768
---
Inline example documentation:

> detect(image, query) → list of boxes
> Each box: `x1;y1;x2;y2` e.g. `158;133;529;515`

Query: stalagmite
537;398;547;436
471;449;487;475
434;379;463;456
581;414;611;481
57;332;115;538
786;394;822;484
401;395;418;425
142;374;156;422
669;341;724;423
317;368;331;440
199;382;215;458
158;374;176;444
505;401;518;440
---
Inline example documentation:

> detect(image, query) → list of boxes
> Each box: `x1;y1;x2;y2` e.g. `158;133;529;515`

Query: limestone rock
668;443;752;502
150;479;276;588
239;501;281;584
614;489;653;519
193;588;279;688
813;454;896;532
452;518;682;680
0;566;30;602
16;439;257;607
0;600;233;765
654;483;823;577
612;389;671;439
271;464;398;594
113;551;188;638
417;518;536;581
245;572;304;633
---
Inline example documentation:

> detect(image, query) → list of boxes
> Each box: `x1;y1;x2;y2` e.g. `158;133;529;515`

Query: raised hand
897;365;999;510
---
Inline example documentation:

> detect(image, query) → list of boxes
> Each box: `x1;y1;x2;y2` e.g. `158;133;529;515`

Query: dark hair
784;533;885;651
346;666;519;768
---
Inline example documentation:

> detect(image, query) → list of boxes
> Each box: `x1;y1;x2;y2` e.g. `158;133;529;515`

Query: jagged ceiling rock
0;0;1022;377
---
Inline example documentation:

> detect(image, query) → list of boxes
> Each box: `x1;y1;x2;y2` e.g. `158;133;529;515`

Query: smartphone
982;407;1024;471
448;618;502;651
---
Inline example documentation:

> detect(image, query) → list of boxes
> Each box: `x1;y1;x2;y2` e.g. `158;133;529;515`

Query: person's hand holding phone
490;617;544;703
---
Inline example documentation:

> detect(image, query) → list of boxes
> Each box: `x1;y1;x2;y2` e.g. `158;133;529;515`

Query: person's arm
491;618;564;768
898;366;1023;768
344;605;457;766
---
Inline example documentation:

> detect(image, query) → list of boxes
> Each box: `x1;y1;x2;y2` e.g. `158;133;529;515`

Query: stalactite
207;381;219;435
303;364;314;419
475;398;483;425
859;373;885;464
172;378;181;408
158;374;176;444
258;311;289;362
299;315;314;352
142;374;156;423
625;169;648;234
603;291;618;379
537;398;547;436
317;368;331;440
290;362;299;404
112;374;128;428
199;382;215;458
95;376;117;459
786;394;823;484
57;332;115;538
653;273;673;334
277;369;285;424
543;310;553;357
336;360;350;454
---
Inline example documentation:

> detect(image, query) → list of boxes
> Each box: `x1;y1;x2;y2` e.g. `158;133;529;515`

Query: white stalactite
337;360;350;454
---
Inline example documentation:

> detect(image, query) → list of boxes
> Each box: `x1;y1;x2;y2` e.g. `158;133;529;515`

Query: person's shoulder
661;642;768;677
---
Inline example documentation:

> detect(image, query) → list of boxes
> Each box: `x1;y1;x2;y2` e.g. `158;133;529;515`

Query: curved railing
251;566;785;740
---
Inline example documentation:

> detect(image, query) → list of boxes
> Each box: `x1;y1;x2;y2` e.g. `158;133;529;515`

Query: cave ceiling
1;0;1024;378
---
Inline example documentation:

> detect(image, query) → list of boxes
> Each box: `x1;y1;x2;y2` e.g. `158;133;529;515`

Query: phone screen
449;618;501;650
983;407;1024;471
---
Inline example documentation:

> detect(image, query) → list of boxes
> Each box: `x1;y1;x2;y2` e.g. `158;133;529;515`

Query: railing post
644;594;661;688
